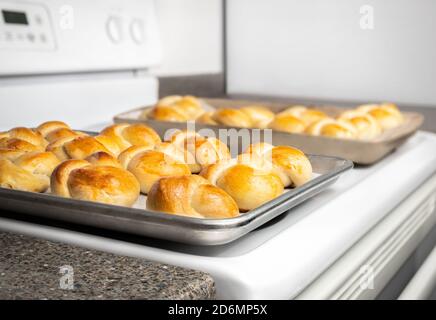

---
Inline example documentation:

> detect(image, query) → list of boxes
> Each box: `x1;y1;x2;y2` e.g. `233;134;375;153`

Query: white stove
1;0;436;300
1;131;436;299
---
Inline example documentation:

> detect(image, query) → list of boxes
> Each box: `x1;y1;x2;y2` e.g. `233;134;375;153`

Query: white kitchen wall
151;0;223;76
227;0;436;107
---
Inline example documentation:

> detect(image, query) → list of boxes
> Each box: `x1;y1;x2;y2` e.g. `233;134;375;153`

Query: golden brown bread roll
145;105;191;122
85;151;122;168
211;108;253;128
36;121;86;144
0;135;46;161
157;95;204;119
93;135;123;157
268;113;306;133
147;175;239;218
240;106;275;128
99;123;161;153
37;121;68;140
305;118;358;139
153;142;197;172
36;121;70;137
279;106;328;126
337;110;382;140
196;111;217;125
143;95;205;121
245;143;312;187
118;146;191;194
0;127;47;149
46;128;87;144
356;103;404;130
162;131;231;173
200;153;284;211
0;151;60;192
46;135;114;161
51;155;139;207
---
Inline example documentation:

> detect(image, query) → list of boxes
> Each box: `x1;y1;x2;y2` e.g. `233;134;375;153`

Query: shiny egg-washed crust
36;121;87;144
196;111;217;125
0;136;43;161
0;151;60;193
337;110;382;140
268;113;306;133
143;95;205;121
45;127;87;144
239;106;275;129
147;175;239;219
118;147;191;194
36;121;70;137
146;105;191;122
99;123;161;153
200;154;284;211
278;106;328;126
154;142;198;173
84;151;122;168
0;127;47;149
36;121;85;144
305;118;358;139
164;131;231;173
357;103;404;130
0;137;42;153
211;108;253;128
156;95;204;119
245;142;312;187
46;136;115;161
51;157;139;207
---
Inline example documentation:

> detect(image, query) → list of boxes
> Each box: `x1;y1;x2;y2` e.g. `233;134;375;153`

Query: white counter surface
1;131;436;299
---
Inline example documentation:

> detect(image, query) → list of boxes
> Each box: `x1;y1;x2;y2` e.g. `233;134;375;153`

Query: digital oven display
2;10;28;25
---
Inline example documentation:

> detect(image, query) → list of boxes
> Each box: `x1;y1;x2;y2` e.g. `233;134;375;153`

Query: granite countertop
0;231;215;300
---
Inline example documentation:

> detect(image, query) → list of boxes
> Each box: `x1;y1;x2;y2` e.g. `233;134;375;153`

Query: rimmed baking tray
114;98;424;165
0;154;352;246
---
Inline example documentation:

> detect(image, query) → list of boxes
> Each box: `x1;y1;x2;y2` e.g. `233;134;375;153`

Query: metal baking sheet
114;98;424;165
0;154;352;245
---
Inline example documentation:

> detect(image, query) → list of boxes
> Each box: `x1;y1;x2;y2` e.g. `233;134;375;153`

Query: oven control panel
0;0;161;75
0;1;56;51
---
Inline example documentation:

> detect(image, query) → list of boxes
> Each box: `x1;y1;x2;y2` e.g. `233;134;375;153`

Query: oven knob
106;16;123;43
130;19;145;44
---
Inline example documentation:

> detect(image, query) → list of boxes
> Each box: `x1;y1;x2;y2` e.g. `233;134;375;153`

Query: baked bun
85;151;122;168
211;108;253;128
162;131;231;173
0;151;60;192
196;111;217;125
0;127;46;149
268;113;306;133
0;137;42;160
245;143;312;187
51;156;139;207
46;136;114;161
147;175;239;218
200;154;284;211
36;121;86;143
157;95;204;119
240;106;275;128
357;103;404;130
337;110;381;140
279;106;328;125
305;118;357;139
146;105;191;122
144;95;205;121
118;146;191;194
99;123;161;153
